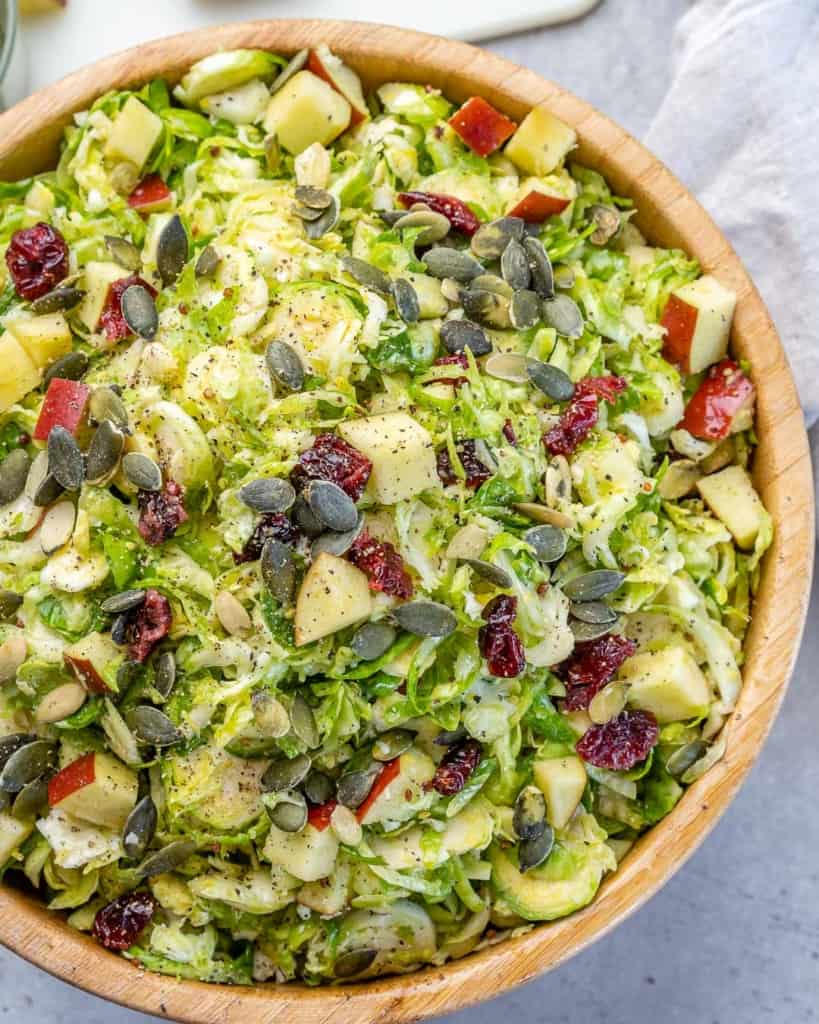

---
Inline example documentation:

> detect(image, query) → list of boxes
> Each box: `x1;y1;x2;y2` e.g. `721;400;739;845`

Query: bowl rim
0;18;812;1024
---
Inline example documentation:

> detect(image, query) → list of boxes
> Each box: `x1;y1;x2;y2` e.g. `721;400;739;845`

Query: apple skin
307;48;367;126
47;752;95;808
448;96;517;157
128;174;172;213
679;359;754;441
32;378;90;441
63;654;108;693
660;275;736;375
507;188;570;223
660;293;699;370
354;757;402;823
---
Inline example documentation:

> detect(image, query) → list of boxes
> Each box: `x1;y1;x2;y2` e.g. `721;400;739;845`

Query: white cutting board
21;0;601;93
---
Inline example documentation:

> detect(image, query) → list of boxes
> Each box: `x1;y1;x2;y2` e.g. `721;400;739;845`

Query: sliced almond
214;591;252;636
0;634;26;682
330;803;363;846
445;523;489;561
40;500;77;555
35;682;87;724
588;682;628;725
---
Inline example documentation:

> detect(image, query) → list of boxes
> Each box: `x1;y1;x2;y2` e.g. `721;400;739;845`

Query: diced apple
507;181;571;222
358;749;436;826
0;334;40;414
263;70;351;155
505;105;577;177
32;377;90;441
449;96;517;157
533;756;587;830
47;751;138;830
77;261;127;333
679;359;754;441
128;174;172;213
64;631;121;693
697;465;765;550
307;46;368;126
338;412;439;505
0;812;33;866
263;821;339;882
105;97;162;173
294;553;372;646
660;275;736;375
6;312;72;370
620;646;711;723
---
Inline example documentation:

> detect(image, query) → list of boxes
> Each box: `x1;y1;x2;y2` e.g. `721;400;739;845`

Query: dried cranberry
397;191;481;236
432;353;469;387
137;480;188;547
478;594;526;677
502;419;517;445
92;891;156;951
5;223;69;300
126;588;172;663
347;529;413;599
558;634;637;711
99;275;157;341
576;708;659;771
291;433;372;501
234;513;300;564
431;738;482;795
436;440;492;489
543;375;627;456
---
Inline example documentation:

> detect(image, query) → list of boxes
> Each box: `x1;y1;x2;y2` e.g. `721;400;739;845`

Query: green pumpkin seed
30;285;84;315
43;351;89;390
290;693;319;748
394;208;451;245
225;735;280;759
268;790;308;832
570;618;621;643
311;514;364;558
88;387;130;434
306;479;358;533
261;753;312;792
524;524;567;563
510;289;541;330
527;360;575;402
263;134;281;173
471;274;514;299
434;726;468;746
563;569;626;602
122;452;162;492
265;340;305;392
194;244;221;278
393;600;457;638
295;185;333;210
293;202;326;222
39;500;76;555
0;591;23;621
260;539;296;603
270;48;309;94
518;823;555;871
351;621;396;661
336;766;379;809
440;318;492;356
85;420;124;484
666;740;709;779
0;450;30;505
543;294;584;339
0;740;57;793
0;734;34;772
125;706;182;747
32;472;63;508
156;214;188;288
105;235;141;271
291;495;325;538
513;785;547;841
334;948;377;979
101;589;146;615
513;502;575;529
47;426;84;492
569;600;618;625
303;774;334;809
136;839;196;879
470;217;525;260
121;284;158;340
523;236;554;299
304;195;339;239
239;477;296;514
461;288;510;329
500;238;531;290
392;278;420;323
588;681;628;724
461;559;513;588
252;692;290;738
423;247;483;283
483;351;529;383
372;729;414;762
154;650;177;699
12;777;50;821
589;204;621;245
122;794;157;860
340;256;391;294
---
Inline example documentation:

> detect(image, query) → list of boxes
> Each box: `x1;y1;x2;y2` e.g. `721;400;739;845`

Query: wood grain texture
0;19;812;1024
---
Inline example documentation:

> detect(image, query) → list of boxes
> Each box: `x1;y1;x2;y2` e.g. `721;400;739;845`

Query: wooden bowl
0;19;812;1024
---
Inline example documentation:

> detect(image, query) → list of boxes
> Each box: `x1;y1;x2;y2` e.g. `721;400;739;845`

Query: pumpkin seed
225;735;281;759
194;244;221;279
85;420;125;484
293;202;327;222
340;256;391;294
261;753;312;792
336;766;379;809
393;600;457;638
524;524;567;564
378;210;406;227
330;802;363;846
513;502;575;529
588;681;628;724
126;706;182;747
154;650;177;699
500;238;531;290
105;235;141;271
666;740;709;779
33;472;63;508
423;247;483;282
658;459;701;500
156;214;188;288
270;48;309;94
291;495;326;538
0;591;22;621
563;569;626;602
121;284;158;340
569;600;617;625
122;452;162;492
471;274;514;298
0;634;25;683
136;839;196;879
295;185;333;210
88;387;130;434
47;427;83;492
351;621;396;661
471;217;525;260
543;294;584;339
510;289;541;330
0;734;34;772
335;948;378;979
462;288;510;329
268;790;308;832
304;195;339;239
290;693;319;748
589;204;621;245
304;771;335;806
553;264;575;290
12;777;50;821
43;351;89;390
214;591;252;637
265;340;305;392
392;278;420;323
372;729;414;762
440;277;464;304
570;618;621;643
461;559;513;588
523;236;554;299
527;360;575;402
264;133;281;173
252;692;290;738
518;823;554;871
434;726;468;746
30;285;84;315
101;589;146;615
311;514;364;558
0;450;30;505
513;785;547;841
111;612;129;646
40;500;76;555
440;318;492;356
0;740;57;793
122;794;157;860
239;477;296;514
394;208;451;245
260;539;296;604
483;351;529;383
305;479;358;532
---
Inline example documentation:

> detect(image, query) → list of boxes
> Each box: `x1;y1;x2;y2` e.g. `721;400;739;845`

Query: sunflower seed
514;785;547;841
268;790;308;832
340;256;391;294
264;340;305;394
47;426;84;492
30;285;84;315
510;289;541;330
105;235;141;271
311;514;364;558
563;569;625;602
156;214;188;288
666;740;709;780
336;766;379;809
0;740;57;793
0;450;30;505
122;452;162;492
122;795;157;860
423;247;483;282
523;236;554;299
304;195;339;239
483;351;529;383
462;289;510;329
394;208;451;245
291;495;325;538
0;592;22;621
290;693;319;748
392;278;420;323
471;217;525;260
121;285;158;340
461;559;513;587
239;477;296;514
519;823;554;871
440;318;492;356
43;351;89;390
101;589;146;615
260;539;296;603
252;692;290;738
351;621;396;661
305;480;357;532
524;524;567;564
588;681;628;724
126;706;182;746
372;729;414;762
304;771;334;805
153;650;177;699
569;600;617;625
513;502;575;529
84;420;124;484
589;204;621;245
136;839;196;879
527;360;575;402
40;500;76;555
261;753;312;792
295;185;333;210
270;48;309;95
500;238;531;290
393;600;457;638
542;294;584;339
570;618;621;642
88;387;130;433
334;948;377;979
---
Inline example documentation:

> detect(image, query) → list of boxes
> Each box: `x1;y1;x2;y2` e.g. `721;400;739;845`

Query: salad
0;46;771;985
